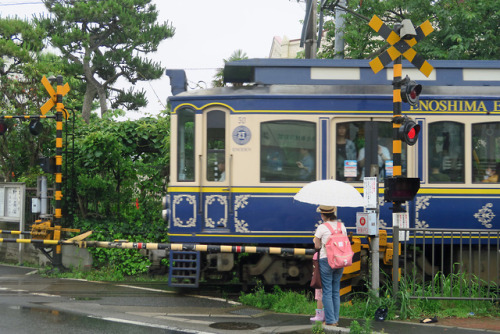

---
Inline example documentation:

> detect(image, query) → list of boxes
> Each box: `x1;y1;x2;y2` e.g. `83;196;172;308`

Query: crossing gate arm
66;241;317;256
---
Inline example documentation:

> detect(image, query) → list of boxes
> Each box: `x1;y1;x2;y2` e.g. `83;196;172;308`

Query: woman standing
313;205;347;327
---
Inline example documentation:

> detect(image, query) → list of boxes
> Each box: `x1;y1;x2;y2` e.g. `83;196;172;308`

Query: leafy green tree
67;112;170;276
0;17;45;77
71;112;169;227
318;0;500;60
0;16;51;182
212;49;248;87
37;0;175;123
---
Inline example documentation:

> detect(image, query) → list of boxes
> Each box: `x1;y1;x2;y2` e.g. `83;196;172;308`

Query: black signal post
44;75;70;268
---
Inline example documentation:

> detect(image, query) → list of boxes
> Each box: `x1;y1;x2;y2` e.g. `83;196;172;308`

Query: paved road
0;264;309;334
0;264;498;334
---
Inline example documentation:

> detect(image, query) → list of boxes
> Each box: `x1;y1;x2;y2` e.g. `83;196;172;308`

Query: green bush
239;281;316;314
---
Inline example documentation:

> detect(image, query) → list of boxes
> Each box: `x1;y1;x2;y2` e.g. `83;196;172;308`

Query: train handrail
228;154;233;214
198;154;202;214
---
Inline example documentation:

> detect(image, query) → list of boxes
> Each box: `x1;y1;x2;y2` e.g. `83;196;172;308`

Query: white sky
0;0;307;119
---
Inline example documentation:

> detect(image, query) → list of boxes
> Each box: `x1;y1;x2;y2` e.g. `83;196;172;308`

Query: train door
334;119;407;182
202;108;230;232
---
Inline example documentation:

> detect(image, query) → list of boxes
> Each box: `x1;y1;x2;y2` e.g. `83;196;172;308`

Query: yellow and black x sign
40;76;71;118
368;15;434;77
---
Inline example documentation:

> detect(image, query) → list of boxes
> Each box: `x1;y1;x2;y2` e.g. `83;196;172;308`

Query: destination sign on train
410;99;500;112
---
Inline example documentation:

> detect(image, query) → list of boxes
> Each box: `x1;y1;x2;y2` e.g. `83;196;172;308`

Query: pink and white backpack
324;222;354;269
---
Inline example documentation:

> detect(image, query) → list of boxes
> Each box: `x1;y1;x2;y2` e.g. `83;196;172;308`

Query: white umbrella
294;179;364;207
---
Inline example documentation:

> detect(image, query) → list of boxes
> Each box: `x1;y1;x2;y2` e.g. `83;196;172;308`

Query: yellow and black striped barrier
0;115;56;120
0;236;366;260
0;230;31;235
0;238;59;245
72;240;318;256
0;237;315;255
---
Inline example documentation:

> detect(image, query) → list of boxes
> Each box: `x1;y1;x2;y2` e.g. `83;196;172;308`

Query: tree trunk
97;86;108;118
82;84;97;124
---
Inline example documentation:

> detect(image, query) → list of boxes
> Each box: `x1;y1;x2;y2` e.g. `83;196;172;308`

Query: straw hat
317;205;337;214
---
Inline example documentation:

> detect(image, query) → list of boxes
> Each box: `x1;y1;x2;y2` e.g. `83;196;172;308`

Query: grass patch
238;273;499;322
38;265;166;282
239;281;316;314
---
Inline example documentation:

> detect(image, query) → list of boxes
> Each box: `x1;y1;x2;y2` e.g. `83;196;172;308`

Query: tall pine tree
37;0;175;123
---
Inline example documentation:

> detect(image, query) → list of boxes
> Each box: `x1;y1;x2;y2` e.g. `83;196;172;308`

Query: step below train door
202;107;230;234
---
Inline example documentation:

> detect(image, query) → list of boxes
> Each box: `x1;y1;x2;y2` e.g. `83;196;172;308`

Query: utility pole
302;0;317;59
333;0;346;58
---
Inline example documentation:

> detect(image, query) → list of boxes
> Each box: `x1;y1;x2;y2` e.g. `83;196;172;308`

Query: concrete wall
0;242;93;271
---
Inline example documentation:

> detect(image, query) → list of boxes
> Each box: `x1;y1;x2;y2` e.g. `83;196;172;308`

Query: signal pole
41;75;70;269
53;75;64;268
367;15;433;297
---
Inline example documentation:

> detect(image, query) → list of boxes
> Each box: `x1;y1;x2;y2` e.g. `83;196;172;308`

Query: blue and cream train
164;59;500;287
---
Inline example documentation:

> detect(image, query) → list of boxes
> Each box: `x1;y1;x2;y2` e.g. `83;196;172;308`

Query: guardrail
396;227;499;301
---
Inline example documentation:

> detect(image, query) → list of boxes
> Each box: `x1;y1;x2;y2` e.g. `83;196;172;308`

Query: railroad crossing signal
0;120;7;135
400;75;422;105
384;177;420;202
398;115;420;146
40;75;70;117
368;15;434;77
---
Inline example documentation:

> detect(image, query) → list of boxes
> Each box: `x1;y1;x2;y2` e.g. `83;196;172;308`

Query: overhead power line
0;1;43;7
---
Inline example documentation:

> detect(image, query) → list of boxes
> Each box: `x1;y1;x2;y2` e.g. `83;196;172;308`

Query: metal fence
394;227;499;301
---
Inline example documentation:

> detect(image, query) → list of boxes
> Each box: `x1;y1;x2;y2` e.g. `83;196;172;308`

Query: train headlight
162;194;171;224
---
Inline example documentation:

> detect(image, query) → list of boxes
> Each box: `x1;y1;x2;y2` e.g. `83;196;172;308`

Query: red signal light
0;120;8;135
408;127;416;139
400;75;422;106
398;116;420;146
29;120;43;136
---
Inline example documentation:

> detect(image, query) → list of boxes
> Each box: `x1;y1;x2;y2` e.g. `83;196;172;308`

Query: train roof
167;59;500;98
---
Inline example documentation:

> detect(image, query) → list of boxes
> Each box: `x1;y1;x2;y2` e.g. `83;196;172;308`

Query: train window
336;122;358;181
206;110;226;182
337;121;404;182
260;121;316;182
177;108;195;182
472;122;500;183
428;121;464;183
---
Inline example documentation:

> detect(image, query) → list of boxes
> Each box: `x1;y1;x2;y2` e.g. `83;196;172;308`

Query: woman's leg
331;267;344;324
319;258;334;324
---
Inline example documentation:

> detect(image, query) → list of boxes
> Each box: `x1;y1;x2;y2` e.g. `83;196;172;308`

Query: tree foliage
37;0;175;123
63;112;170;275
0;7;172;275
69;112;169;233
0;17;45;76
212;49;248;87
318;0;500;60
